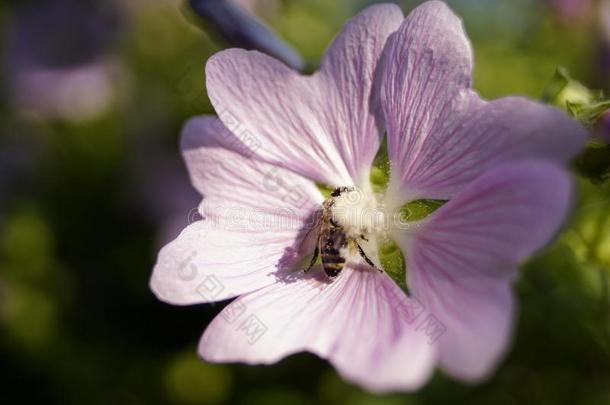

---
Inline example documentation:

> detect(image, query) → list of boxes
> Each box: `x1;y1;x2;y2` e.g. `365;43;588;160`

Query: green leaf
542;66;610;128
399;199;447;222
379;199;446;292
567;100;610;128
378;238;408;292
542;66;597;109
315;182;334;199
543;67;610;183
370;137;390;195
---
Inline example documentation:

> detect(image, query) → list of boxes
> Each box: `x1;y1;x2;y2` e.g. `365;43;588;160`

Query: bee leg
360;234;369;242
304;244;319;273
357;243;382;272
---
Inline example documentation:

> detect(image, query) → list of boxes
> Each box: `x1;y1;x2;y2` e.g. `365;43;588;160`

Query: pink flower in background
600;0;610;74
5;0;123;122
151;1;586;392
547;0;592;21
10;63;119;122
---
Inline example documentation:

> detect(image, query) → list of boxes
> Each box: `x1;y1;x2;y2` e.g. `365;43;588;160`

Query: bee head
329;186;385;238
330;186;353;197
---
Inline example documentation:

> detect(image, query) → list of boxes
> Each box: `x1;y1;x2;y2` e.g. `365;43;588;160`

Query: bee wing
297;208;324;254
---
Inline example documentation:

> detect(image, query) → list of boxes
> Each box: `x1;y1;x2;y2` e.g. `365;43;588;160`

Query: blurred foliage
542;66;610;182
573;144;610;183
0;0;609;404
165;351;232;404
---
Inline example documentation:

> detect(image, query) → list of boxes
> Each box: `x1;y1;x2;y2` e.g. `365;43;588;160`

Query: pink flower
547;0;592;21
151;1;586;392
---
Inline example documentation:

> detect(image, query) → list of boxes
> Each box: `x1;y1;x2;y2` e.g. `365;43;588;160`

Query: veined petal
199;265;436;393
379;1;586;207
380;0;472;204
150;116;323;304
181;116;323;220
205;4;403;187
151;221;303;305
317;3;404;186
393;161;573;381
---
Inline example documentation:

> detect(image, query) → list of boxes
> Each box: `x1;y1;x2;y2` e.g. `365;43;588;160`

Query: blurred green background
1;0;609;404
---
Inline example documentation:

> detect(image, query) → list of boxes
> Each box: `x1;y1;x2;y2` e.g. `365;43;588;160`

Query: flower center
330;187;386;239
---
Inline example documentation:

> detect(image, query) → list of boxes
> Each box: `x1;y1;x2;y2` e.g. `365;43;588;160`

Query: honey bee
305;187;379;278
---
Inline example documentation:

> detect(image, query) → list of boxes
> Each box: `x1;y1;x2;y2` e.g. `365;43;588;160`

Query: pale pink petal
316;4;403;185
199;265;436;393
150;116;323;304
205;4;403;186
393;161;573;380
380;1;586;206
181;116;322;220
381;0;472;202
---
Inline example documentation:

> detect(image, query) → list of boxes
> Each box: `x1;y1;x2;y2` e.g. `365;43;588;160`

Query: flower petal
181;116;322;220
150;116;322;304
205;4;403;186
379;1;586;206
199;265;436;393
393;161;573;381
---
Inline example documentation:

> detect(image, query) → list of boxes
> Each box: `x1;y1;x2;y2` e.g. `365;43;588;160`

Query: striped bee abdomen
303;186;382;280
320;225;347;278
